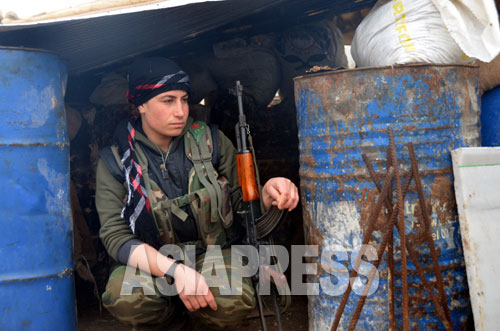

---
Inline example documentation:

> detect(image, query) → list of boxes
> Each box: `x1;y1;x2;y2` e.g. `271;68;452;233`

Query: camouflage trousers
102;248;256;329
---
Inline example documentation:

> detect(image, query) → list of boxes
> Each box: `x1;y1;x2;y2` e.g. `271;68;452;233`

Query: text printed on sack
392;0;417;53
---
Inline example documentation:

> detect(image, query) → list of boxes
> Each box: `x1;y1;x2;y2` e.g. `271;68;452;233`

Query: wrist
164;260;183;285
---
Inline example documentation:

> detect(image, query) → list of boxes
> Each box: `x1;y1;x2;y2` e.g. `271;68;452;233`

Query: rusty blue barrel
0;47;76;329
481;86;500;146
294;64;479;330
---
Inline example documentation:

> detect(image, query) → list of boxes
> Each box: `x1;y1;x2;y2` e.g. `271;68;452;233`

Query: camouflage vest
106;121;233;249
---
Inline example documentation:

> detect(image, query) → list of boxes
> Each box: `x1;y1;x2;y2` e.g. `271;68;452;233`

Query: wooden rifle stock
236;153;260;202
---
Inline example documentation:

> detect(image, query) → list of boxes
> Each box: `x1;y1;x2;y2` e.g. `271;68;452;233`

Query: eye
182;97;189;103
163;99;174;104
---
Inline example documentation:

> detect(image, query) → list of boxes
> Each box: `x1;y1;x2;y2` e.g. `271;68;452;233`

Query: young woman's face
139;90;189;146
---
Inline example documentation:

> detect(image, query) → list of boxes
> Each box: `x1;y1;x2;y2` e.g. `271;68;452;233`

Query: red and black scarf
115;117;162;248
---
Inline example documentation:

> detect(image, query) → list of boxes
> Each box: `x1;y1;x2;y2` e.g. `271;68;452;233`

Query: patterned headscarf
126;57;191;106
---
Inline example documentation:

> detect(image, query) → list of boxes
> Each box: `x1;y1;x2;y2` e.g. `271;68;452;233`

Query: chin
166;129;183;137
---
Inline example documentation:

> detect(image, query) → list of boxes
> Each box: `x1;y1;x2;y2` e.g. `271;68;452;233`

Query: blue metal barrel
481;86;500;146
0;47;76;330
294;64;479;330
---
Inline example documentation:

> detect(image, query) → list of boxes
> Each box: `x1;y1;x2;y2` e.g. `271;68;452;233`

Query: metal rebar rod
362;153;402;331
384;145;396;331
387;221;396;331
407;142;452;326
388;127;409;331
359;141;452;331
362;154;452;330
330;167;395;331
400;228;453;331
347;206;399;331
348;160;413;331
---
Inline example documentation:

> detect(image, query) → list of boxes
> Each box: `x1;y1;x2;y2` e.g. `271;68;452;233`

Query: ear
138;104;146;114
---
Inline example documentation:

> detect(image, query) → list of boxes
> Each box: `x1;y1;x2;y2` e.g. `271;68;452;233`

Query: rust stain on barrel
430;175;457;225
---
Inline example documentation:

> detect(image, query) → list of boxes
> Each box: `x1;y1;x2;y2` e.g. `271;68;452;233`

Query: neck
155;139;171;153
149;135;172;153
140;123;172;153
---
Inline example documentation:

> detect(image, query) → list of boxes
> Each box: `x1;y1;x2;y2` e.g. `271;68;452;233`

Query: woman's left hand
261;177;299;212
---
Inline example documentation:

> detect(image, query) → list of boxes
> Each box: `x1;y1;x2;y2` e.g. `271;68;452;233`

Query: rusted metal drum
0;47;76;329
294;64;479;330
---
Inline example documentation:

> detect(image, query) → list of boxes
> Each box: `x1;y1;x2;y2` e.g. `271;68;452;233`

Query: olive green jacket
96;119;239;261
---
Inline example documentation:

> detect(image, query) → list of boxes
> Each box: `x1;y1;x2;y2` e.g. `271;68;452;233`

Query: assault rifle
232;81;289;331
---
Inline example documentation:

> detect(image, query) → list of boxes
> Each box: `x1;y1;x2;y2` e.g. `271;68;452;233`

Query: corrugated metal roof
0;0;376;74
0;0;223;27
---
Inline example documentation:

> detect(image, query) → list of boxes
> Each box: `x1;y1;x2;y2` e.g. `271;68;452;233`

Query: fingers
179;292;200;312
264;180;281;202
194;277;217;311
179;293;194;312
196;294;209;309
179;289;217;312
205;290;218;311
285;181;299;211
178;270;218;312
190;295;202;311
265;177;300;211
195;276;218;311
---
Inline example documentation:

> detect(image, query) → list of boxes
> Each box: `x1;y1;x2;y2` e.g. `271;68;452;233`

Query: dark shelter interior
0;0;379;329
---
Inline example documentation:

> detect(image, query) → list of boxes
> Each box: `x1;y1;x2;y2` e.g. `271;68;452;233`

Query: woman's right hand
174;264;218;312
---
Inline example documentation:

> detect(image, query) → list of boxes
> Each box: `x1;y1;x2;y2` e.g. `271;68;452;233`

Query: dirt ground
77;295;309;331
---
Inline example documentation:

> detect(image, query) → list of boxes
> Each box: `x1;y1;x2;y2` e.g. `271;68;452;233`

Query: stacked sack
351;0;474;67
181;20;348;108
274;20;347;102
204;37;281;109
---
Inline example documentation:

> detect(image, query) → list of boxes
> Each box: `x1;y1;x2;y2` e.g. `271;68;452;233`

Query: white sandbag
275;20;347;101
351;0;473;67
431;0;500;63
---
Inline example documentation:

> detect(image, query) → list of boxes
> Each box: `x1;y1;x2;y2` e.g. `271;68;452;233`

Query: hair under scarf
126;57;191;107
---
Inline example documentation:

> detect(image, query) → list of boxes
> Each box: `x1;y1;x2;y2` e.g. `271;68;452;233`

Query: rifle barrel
235;80;248;152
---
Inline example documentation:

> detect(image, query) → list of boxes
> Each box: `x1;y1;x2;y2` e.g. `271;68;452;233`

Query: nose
173;99;186;117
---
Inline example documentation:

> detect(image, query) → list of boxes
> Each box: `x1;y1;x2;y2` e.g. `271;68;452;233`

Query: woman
96;57;299;329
